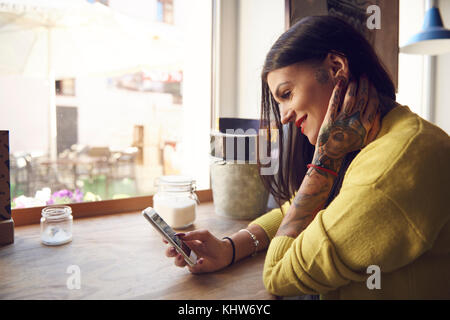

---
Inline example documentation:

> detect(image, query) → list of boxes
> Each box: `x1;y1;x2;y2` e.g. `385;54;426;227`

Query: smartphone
142;207;197;267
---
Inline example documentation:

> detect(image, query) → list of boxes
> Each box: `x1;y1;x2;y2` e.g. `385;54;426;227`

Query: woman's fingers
187;258;206;274
165;229;225;273
165;245;177;257
174;253;188;267
355;75;369;113
326;78;347;122
165;232;208;268
164;244;188;267
342;79;358;116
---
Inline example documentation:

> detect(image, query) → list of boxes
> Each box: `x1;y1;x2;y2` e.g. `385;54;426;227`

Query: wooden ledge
12;189;213;227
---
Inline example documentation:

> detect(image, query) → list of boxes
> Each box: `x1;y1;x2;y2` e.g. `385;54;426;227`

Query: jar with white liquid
153;176;199;229
40;206;73;246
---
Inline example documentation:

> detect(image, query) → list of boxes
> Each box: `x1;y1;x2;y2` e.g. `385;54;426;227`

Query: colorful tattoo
275;74;384;239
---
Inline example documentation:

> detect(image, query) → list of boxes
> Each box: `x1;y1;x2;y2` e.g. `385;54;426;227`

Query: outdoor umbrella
0;0;182;160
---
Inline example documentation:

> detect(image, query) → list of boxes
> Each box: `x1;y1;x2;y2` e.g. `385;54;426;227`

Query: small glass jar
153;175;199;229
40;206;73;246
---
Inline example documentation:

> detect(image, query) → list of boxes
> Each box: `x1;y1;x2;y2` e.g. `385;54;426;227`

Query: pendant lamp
400;4;450;55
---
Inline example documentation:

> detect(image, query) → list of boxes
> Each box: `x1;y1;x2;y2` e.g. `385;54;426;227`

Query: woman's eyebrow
275;81;291;99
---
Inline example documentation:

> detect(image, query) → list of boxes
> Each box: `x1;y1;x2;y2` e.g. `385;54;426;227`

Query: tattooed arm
276;75;381;238
275;160;341;238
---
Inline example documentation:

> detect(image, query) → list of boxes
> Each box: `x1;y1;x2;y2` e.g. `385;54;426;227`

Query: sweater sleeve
262;184;432;297
248;197;293;240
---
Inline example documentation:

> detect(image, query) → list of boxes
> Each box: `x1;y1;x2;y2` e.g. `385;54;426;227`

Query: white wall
236;0;285;119
0;76;49;154
70;77;174;150
108;0;156;21
216;0;285;120
398;0;450;134
435;0;450;134
178;0;212;190
397;0;425;116
215;0;239;119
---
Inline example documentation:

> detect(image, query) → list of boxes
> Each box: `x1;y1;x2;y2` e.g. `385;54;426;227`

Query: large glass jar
153;175;199;229
40;206;73;246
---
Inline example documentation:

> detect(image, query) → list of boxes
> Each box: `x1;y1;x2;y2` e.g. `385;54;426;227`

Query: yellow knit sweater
250;105;450;299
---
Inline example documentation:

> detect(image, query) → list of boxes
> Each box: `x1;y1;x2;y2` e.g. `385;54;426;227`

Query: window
156;0;174;24
56;79;76;96
1;0;212;209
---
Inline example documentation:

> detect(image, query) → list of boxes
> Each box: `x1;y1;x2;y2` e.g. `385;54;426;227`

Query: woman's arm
276;160;342;238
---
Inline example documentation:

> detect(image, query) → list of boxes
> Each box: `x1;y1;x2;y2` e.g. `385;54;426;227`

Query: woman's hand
164;229;233;274
312;75;382;172
275;75;382;238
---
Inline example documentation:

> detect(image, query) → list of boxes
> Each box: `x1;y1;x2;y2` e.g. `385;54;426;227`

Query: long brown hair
258;15;396;212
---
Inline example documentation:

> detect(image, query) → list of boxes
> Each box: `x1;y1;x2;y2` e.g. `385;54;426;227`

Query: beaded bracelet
239;229;259;257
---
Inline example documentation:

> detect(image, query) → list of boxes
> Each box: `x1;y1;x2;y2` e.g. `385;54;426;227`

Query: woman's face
267;58;340;145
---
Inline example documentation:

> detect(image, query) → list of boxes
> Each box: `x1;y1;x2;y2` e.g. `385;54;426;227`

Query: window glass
0;0;212;208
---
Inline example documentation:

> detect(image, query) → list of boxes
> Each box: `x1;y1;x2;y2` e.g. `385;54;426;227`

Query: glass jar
153;175;199;229
40;206;73;246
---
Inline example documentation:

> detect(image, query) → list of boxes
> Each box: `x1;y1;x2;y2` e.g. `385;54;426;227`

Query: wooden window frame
12;189;212;226
285;0;291;30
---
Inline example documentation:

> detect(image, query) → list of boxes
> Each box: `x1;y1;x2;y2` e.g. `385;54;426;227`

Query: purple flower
55;189;72;198
73;189;83;203
47;188;84;205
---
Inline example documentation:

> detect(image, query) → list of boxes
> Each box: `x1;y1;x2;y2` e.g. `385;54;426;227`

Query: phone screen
149;211;191;256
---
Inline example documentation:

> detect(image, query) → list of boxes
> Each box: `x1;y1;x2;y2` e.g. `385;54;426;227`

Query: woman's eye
281;91;291;100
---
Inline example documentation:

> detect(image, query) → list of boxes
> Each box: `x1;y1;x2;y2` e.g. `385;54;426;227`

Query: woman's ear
326;52;349;85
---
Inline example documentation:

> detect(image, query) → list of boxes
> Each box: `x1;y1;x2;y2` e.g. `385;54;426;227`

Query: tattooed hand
275;75;382;239
312;75;382;173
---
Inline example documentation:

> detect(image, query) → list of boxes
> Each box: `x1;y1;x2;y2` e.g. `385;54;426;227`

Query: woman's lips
295;115;307;130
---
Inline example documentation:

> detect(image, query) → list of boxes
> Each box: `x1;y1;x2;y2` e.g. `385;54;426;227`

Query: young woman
165;16;450;299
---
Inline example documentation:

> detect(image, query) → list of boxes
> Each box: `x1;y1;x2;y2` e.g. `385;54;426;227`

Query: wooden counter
0;202;275;300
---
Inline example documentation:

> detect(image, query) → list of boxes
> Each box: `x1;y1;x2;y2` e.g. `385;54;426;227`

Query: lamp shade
400;7;450;55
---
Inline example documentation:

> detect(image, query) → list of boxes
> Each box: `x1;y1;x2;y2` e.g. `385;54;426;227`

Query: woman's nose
281;109;296;124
